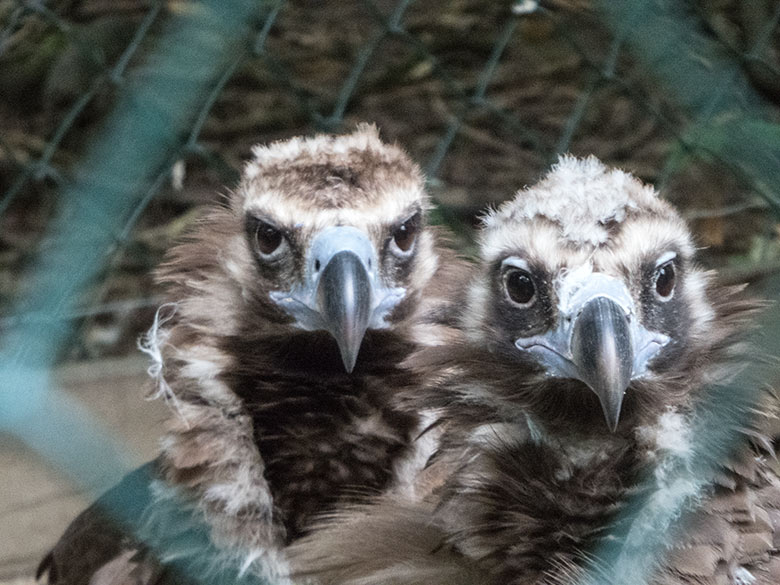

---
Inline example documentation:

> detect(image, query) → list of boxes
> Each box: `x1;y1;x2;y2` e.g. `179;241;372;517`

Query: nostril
368;258;372;269
315;259;321;272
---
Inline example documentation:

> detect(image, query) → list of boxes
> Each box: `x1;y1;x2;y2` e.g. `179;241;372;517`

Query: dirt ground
0;357;167;582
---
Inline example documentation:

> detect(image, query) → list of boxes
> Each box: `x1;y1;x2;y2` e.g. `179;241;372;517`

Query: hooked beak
317;251;371;372
270;226;406;373
570;297;633;432
515;270;669;432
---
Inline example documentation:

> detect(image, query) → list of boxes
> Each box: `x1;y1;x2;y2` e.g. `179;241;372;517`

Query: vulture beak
270;226;405;373
316;249;371;373
569;296;633;432
515;269;669;432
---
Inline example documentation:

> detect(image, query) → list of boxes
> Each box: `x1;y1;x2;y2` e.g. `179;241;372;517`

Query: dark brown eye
392;214;420;253
505;269;536;306
254;220;283;255
654;261;676;299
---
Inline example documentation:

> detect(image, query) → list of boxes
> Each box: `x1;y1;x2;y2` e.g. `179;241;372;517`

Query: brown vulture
288;156;780;585
37;125;465;585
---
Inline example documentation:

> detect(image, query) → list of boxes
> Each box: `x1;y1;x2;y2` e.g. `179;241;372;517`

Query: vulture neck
438;406;682;585
433;356;715;585
220;326;421;542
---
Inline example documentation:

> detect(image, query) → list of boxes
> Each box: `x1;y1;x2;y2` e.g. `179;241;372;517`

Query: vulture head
159;124;438;373
459;155;735;434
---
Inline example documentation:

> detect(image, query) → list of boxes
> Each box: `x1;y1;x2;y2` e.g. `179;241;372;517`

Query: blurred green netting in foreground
1;0;780;583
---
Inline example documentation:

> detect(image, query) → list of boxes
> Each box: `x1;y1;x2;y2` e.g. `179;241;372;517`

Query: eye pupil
393;218;418;253
654;262;675;298
255;222;283;255
505;269;536;305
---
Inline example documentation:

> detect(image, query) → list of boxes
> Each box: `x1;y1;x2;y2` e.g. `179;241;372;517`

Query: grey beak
270;225;408;373
317;250;372;373
570;297;634;432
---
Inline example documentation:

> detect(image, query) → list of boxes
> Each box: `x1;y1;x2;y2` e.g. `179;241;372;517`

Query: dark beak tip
339;342;361;373
592;384;626;433
571;296;634;434
318;251;372;374
604;409;620;433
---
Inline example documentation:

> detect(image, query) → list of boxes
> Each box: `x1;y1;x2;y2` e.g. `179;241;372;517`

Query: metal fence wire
1;0;780;583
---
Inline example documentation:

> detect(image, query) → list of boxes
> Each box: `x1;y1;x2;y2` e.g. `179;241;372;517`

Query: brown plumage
37;125;467;585
288;156;780;585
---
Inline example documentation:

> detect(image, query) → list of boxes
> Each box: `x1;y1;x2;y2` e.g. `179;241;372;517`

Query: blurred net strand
254;0;548;180
613;1;780;214
113;0;283;239
687;3;780;211
0;2;26;53
0;295;166;329
426;14;520;180
554;20;626;156
182;0;285;159
0;0;166;217
150;0;285;187
72;1;284;348
2;2;280;583
14;0;109;69
321;0;414;130
556;1;780;218
743;2;780;67
572;4;780;581
695;2;780;123
0;0;282;343
0;0;273;415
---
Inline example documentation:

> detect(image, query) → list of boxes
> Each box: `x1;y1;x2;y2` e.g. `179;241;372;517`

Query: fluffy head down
241;123;428;231
481;155;678;250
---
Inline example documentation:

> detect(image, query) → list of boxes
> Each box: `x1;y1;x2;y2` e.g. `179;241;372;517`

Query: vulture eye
252;219;285;257
653;261;676;300
504;269;536;306
390;213;421;255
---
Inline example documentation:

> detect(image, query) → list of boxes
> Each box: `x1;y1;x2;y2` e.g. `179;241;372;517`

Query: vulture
37;125;465;585
288;156;780;585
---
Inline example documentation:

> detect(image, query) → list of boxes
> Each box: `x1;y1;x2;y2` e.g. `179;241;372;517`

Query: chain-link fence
1;0;780;583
